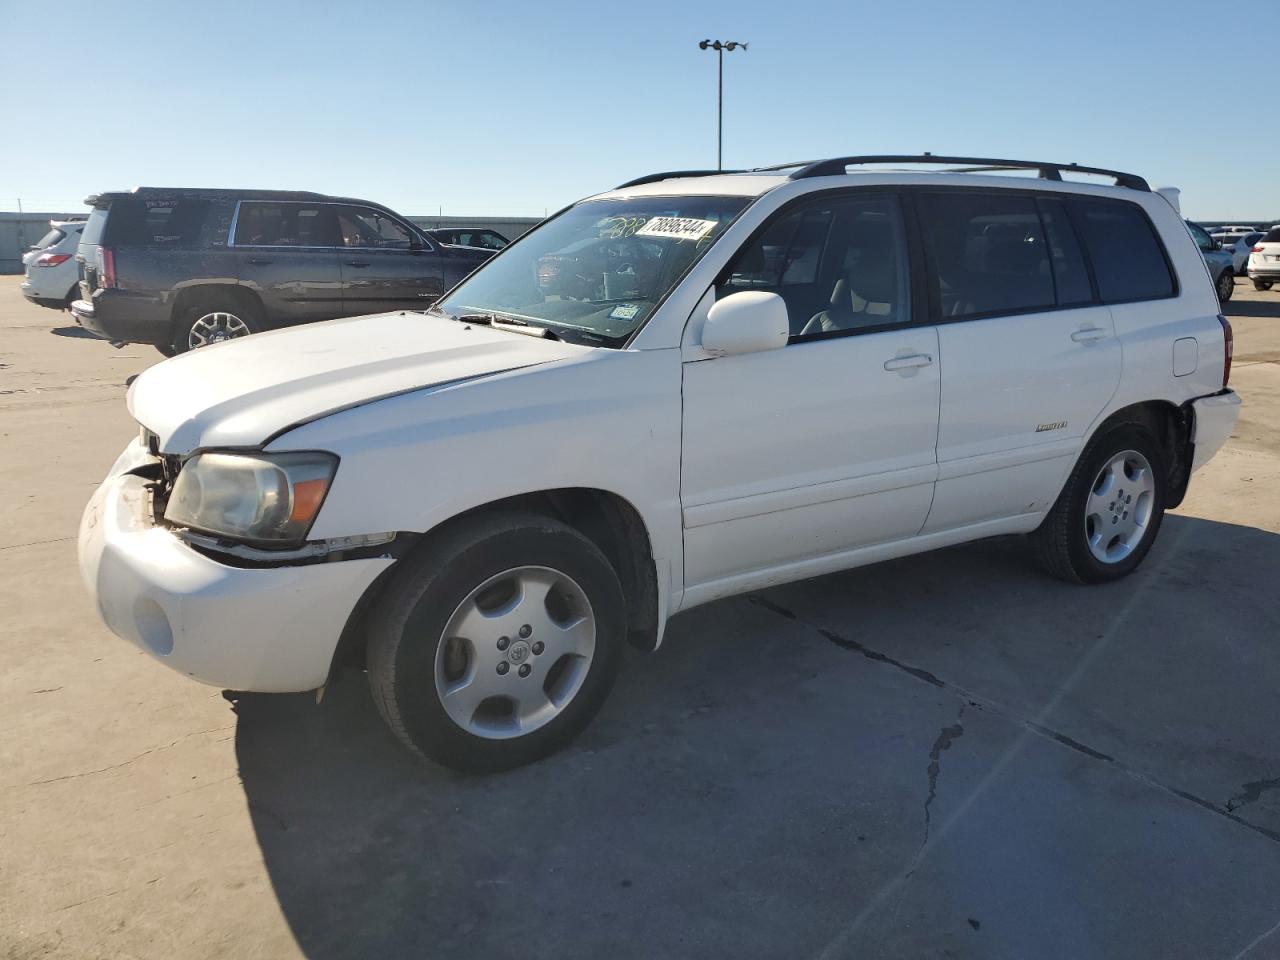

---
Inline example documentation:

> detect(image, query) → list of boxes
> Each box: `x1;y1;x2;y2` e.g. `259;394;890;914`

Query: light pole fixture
699;39;748;171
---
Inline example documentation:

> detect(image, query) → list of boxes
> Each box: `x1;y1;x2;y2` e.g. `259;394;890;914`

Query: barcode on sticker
634;217;718;242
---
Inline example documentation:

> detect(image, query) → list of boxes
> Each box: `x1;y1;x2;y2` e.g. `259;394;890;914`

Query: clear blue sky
1;0;1274;221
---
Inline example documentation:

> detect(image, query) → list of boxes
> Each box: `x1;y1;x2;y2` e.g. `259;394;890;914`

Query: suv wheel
1032;424;1167;583
1254;279;1273;292
366;511;626;772
1216;270;1234;303
172;302;261;354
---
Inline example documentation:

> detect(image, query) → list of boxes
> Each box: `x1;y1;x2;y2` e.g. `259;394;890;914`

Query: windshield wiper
449;312;560;341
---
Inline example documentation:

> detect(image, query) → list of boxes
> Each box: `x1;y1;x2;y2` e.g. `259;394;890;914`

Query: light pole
699;39;748;171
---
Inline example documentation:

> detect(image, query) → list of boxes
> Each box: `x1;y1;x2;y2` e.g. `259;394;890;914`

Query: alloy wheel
1084;450;1156;564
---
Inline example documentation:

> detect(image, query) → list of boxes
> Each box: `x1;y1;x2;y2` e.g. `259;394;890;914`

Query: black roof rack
614;169;746;189
615;154;1149;192
787;155;1150;190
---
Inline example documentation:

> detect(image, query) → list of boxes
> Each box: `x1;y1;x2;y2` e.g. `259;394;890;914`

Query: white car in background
1248;227;1280;290
20;220;86;310
78;154;1240;771
1223;232;1264;275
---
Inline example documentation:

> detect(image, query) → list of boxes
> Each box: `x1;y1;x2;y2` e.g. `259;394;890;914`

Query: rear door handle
1071;327;1108;342
246;257;273;265
883;353;934;371
345;260;370;268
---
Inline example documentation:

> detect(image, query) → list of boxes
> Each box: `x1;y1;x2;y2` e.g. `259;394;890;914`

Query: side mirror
702;291;790;356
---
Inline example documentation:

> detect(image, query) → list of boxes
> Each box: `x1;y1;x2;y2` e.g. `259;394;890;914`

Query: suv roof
615;154;1151;192
83;187;397;208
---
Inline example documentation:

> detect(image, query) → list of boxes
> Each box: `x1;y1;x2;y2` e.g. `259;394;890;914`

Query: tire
63;287;78;311
1254;280;1273;292
1216;270;1234;303
154;343;178;358
171;299;261;354
1031;424;1167;584
366;511;626;772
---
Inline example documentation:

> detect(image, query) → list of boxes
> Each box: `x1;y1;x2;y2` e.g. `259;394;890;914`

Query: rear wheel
366;511;626;771
1216;270;1234;303
1254;279;1273;292
171;300;261;354
1031;424;1167;584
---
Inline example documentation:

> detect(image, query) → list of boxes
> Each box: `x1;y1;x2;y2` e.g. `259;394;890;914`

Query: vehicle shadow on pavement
231;514;1280;960
48;325;100;339
1225;297;1280;320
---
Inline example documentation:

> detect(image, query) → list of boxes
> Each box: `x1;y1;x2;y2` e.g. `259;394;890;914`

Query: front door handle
1071;327;1108;342
883;353;934;371
345;260;370;268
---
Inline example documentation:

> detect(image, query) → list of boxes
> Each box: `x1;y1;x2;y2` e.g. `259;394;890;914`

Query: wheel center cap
508;640;531;664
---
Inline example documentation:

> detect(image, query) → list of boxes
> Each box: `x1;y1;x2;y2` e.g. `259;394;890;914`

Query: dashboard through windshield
437;196;752;345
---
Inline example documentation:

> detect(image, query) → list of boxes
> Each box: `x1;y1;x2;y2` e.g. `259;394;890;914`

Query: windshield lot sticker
635;217;718;242
609;304;640;320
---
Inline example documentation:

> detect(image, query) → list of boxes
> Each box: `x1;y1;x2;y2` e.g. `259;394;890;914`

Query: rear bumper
1190;390;1241;473
71;290;169;344
20;282;69;311
1247;265;1280;280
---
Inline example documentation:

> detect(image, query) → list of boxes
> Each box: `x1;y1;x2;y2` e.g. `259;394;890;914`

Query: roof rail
785;155;1150;191
615;169;744;189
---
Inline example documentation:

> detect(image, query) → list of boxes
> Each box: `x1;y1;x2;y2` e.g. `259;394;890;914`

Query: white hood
128;312;589;453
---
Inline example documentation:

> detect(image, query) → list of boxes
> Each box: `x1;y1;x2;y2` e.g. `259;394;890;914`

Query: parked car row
77;154;1241;770
56;188;504;355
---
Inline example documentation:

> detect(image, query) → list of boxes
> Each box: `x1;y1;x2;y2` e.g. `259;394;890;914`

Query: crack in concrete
1227;778;1280;814
746;593;1280;849
923;705;966;844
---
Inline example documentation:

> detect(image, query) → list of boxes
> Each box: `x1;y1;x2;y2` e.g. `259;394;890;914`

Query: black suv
72;188;495;355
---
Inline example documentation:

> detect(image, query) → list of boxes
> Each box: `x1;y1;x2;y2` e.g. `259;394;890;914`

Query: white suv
1248;227;1280;290
20;219;85;310
78;155;1241;771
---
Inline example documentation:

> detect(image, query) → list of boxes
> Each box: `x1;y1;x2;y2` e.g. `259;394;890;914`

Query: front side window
919;192;1054;319
718;195;911;338
437;195;750;345
234;203;339;247
337;206;415;250
1072;199;1175;302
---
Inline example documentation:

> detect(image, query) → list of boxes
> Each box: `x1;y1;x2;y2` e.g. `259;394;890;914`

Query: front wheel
366;511;626;771
1254;280;1273;292
1031;425;1167;583
1217;270;1235;303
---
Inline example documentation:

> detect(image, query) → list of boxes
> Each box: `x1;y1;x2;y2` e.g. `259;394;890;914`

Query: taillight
1218;314;1233;388
100;248;117;289
35;252;72;267
1253;246;1265;253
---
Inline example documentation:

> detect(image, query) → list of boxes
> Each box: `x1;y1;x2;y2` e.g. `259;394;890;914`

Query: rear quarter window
1071;198;1175;303
105;196;212;249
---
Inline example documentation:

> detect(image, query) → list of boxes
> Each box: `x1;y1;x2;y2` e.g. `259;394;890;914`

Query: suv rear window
1262;228;1280;243
1071;199;1175;302
32;227;66;250
918;192;1056;319
234;202;340;247
106;196;212;248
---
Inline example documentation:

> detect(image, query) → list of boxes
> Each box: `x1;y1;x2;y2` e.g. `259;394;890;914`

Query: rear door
334;204;444;313
232;201;343;327
917;190;1122;533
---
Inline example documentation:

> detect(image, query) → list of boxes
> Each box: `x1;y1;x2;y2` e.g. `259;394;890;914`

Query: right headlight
164;451;338;545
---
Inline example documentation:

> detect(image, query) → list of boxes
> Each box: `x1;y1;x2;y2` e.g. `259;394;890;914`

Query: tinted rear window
106;196;212;248
234;202;340;247
918;192;1055;319
1071;199;1175;302
80;207;109;246
1263;228;1280;243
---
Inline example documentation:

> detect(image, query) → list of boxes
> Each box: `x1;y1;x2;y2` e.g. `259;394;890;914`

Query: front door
680;193;941;593
334;204;445;313
232;200;344;328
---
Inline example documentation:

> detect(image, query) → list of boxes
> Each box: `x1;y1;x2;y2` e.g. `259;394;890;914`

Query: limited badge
634;217;718;242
